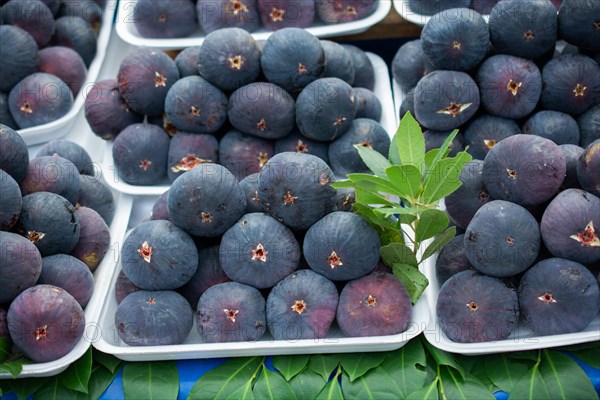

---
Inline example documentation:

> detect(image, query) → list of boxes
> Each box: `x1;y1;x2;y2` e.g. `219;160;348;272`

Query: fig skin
437;270;519;343
540;188;600;265
0;26;39;93
336;272;413;337
133;0;197;39
70;206;110;272
196;281;266;343
84;79;144;141
7;284;85;363
8;73;74;130
115;290;193;346
266;269;338;340
0;231;43;304
38;254;95;308
0;169;22;231
577;139;600;197
482;134;566;207
518;257;600;336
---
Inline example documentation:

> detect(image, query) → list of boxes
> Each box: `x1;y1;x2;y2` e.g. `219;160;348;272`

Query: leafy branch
332;112;472;302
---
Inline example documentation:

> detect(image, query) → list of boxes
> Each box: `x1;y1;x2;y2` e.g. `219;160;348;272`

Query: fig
336;272;412;337
196;282;266;342
7;284;85;362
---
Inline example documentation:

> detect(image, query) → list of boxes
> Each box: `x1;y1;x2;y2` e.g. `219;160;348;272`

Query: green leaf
347;173;402;197
469;358;497;393
391;263;429;304
288;370;327;400
93;349;122;374
539;349;599;400
557;342;600;352
428;129;460;168
395;111;425;174
382;339;428;396
253;367;297;400
308;355;340;382
315;370;343;400
570;347;600;369
226;380;254;400
34;378;86;400
352;203;400;232
354;187;396;208
439;368;495;400
380;242;418;268
484;354;529;393
455;355;478;373
420;226;456;262
379;228;406;246
389;135;400;165
272;355;310;381
330;180;353;189
373;206;422;216
423;340;464;380
406;379;439;400
510;364;550;400
341;370;403;400
385;165;421;199
424;149;449;170
188;357;263;400
421;151;472;204
354;144;392;177
0;337;10;363
86;366;119;400
60;347;92;393
506;351;540;363
0;355;30;378
415;209;449;242
1;378;49;400
338;353;386;382
123;361;179;400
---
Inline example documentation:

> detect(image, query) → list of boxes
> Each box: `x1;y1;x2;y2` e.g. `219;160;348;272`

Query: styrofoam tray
393;0;490;27
16;0;117;147
115;0;391;49
93;195;428;361
0;193;133;379
422;248;600;355
101;51;398;196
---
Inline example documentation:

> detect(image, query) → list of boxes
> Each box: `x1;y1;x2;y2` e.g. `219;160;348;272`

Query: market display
0;1;599;395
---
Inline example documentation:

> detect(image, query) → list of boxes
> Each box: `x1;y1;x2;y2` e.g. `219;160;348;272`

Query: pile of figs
130;0;379;39
0;0;106;130
89;27;418;345
390;0;600;343
0;128;114;363
85;26;388;185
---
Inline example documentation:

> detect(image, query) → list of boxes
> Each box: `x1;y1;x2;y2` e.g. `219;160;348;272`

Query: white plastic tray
393;0;490;27
0;193;132;378
93;195;429;361
115;0;391;49
17;0;117;147
422;249;600;356
101;51;398;196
